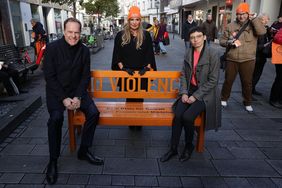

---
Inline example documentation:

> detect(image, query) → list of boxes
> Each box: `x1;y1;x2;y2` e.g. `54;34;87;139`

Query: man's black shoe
160;149;178;162
46;160;57;185
78;150;104;165
269;101;282;109
252;89;262;96
179;145;194;162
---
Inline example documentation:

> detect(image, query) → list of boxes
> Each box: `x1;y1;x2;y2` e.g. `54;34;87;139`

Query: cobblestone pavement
0;35;282;188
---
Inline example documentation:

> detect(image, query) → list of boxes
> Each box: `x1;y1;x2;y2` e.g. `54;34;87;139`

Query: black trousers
270;64;282;102
0;69;20;96
171;99;205;148
47;98;99;160
252;54;266;89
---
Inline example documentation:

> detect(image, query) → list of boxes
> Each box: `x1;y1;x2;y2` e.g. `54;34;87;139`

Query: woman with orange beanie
111;6;157;130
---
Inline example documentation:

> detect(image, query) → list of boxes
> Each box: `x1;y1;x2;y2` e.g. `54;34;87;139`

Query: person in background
147;19;161;55
252;13;271;96
201;13;218;45
270;15;282;35
111;6;156;130
158;18;168;54
31;19;48;55
181;14;197;49
220;2;266;113
160;27;221;162
43;18;104;185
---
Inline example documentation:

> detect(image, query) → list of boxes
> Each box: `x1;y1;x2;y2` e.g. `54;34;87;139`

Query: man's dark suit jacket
43;37;91;112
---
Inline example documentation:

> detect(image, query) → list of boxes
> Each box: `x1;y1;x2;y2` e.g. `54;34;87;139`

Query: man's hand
187;96;196;104
122;67;135;76
72;97;81;109
63;98;75;110
138;67;150;76
233;40;241;47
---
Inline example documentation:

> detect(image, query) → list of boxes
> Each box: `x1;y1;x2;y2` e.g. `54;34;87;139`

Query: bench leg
196;124;205;152
67;110;77;152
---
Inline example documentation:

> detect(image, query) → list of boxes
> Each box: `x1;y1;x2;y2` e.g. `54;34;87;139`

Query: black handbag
220;21;250;70
262;40;272;58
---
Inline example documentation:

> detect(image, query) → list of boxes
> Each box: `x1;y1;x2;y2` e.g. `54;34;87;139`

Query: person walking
181;14;197;49
252;13;271;96
160;27;221;162
220;2;266;113
111;6;156;130
43;18;104;185
201;14;217;45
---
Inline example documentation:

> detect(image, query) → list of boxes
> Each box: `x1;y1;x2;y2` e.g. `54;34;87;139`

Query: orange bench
67;70;205;152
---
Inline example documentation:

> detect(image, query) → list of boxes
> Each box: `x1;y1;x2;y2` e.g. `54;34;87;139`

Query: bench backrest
90;70;181;99
0;44;21;62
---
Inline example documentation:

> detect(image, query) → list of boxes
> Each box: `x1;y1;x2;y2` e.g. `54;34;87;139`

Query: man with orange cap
220;2;266;113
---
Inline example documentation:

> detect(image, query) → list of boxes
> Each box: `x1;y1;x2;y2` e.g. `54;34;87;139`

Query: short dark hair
189;26;206;37
64;18;82;32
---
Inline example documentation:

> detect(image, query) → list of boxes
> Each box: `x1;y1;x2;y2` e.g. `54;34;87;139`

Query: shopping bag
272;42;282;64
163;31;170;46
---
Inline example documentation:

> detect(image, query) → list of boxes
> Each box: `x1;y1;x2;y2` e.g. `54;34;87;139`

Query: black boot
160;147;178;162
179;144;195;162
46;160;58;185
77;147;104;165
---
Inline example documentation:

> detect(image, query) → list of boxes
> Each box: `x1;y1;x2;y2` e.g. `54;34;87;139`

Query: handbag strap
225;20;250;54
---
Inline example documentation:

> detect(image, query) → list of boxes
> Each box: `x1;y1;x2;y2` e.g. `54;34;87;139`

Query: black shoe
179;145;194;162
46;160;58;185
252;89;262;96
77;150;104;165
160;149;178;162
269;101;282;109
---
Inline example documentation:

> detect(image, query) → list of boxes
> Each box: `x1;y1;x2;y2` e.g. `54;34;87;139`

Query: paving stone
157;176;182;187
180;177;203;188
231;118;281;130
207;147;235;159
11;137;31;144
93;139;115;146
228;147;267;159
104;158;159;175
247;177;277;188
0;156;47;173
20;127;48;138
45;185;84;188
0;184;4;188
159;160;218;176
201;177;228;188
135;176;158;187
93;145;125;158
67;174;89;185
205;130;242;141
261;148;282;159
0;173;24;183
29;144;49;156
146;146;168;159
29;138;48;144
125;146;146;158
1;144;35;155
271;178;282;188
235;141;257;147
267;160;282;176
20;173;45;184
255;141;282;148
43;173;69;185
213;160;279;177
237;130;282;141
88;174;111;185
224;177;251;188
58;157;103;174
112;175;134;186
86;186;123;188
5;185;44;188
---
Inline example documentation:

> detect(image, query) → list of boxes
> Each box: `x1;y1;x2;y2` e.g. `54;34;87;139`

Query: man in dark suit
43;18;103;185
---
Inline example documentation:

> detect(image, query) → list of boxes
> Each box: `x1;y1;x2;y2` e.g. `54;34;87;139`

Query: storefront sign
169;0;182;9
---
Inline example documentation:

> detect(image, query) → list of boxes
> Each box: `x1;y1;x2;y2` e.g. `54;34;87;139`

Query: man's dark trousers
47;95;100;160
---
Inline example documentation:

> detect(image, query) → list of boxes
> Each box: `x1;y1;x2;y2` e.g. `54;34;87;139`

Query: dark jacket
178;43;221;130
182;20;197;41
201;20;217;41
111;30;156;71
43;37;91;111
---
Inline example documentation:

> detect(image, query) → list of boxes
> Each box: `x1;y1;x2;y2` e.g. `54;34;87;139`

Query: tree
41;0;83;18
83;0;119;27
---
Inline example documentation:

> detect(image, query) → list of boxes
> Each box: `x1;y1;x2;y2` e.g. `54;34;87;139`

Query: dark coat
111;30;156;71
182;20;197;41
178;44;221;130
43;37;91;111
201;20;217;41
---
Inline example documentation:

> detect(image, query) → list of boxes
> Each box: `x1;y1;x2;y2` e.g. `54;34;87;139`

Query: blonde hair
121;23;144;50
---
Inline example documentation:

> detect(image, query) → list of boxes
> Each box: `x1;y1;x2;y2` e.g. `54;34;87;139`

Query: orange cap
128;6;141;19
236;3;249;14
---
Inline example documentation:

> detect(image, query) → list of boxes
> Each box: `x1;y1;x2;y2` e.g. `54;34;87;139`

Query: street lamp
155;0;160;20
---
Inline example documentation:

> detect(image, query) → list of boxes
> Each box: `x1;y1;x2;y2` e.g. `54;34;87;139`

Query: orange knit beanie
236;3;249;14
128;6;141;19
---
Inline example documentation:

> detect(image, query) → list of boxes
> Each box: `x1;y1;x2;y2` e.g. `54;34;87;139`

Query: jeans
159;42;167;53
